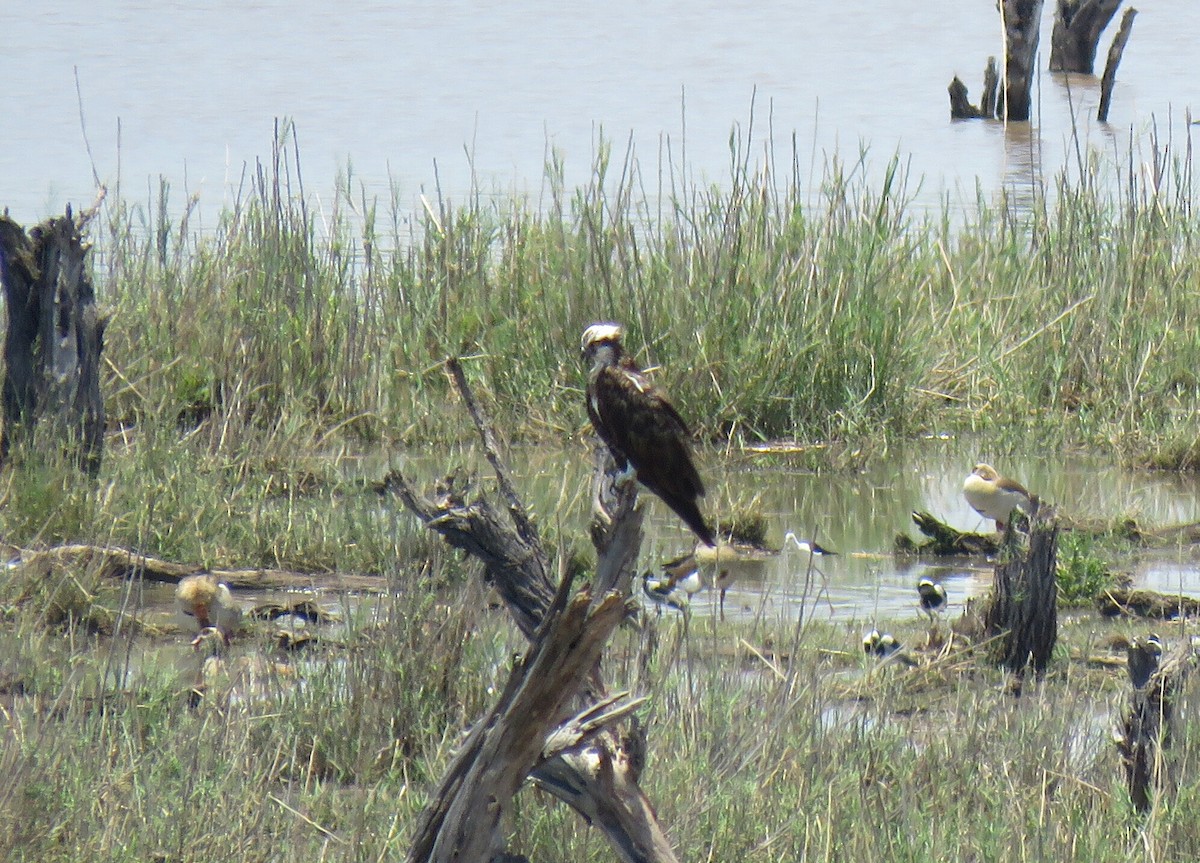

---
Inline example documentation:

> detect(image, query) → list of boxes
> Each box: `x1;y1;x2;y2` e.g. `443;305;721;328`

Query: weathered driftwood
1097;588;1200;620
0;202;107;475
895;510;1000;556
1097;8;1137;122
1049;0;1123;73
983;508;1059;680
394;357;677;863
1116;637;1198;812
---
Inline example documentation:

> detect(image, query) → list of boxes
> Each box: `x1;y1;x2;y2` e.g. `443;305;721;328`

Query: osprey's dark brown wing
588;363;714;545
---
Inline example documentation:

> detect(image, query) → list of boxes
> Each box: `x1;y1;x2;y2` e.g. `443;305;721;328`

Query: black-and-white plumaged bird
783;531;838;558
581;322;715;546
917;577;947;616
863;629;901;658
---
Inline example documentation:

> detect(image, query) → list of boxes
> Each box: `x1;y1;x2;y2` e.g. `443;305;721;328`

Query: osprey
581;323;715;546
962;463;1036;531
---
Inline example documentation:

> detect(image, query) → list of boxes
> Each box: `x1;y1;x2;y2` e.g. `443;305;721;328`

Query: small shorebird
917;577;947;617
962;463;1036;532
175;573;242;645
783;531;838;557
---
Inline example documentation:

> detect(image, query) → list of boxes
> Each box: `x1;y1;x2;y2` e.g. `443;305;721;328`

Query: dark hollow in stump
983;508;1059;680
1116;638;1198;813
1049;0;1123;73
1097;8;1137;122
0;205;107;475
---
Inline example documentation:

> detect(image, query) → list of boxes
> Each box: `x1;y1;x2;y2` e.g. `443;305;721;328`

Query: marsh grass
3;570;1198;863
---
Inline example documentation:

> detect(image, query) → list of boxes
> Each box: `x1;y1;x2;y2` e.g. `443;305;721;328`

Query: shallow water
5;1;1199;227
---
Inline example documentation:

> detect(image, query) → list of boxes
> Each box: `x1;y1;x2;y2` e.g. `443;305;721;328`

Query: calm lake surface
5;1;1199;227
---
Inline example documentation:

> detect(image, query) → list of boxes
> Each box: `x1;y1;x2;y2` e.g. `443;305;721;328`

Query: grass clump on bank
86;123;1200;465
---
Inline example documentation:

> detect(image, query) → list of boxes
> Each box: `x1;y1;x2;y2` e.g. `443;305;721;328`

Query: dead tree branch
1097;8;1137;122
395;358;675;863
1050;0;1123;73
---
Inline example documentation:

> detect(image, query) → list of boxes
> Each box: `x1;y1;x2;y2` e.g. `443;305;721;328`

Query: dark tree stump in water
983;508;1059;680
1097;8;1137;122
1049;0;1123;73
949;58;1000;120
0;205;107;475
950;1;1043;121
1000;0;1045;121
1116;638;1198;812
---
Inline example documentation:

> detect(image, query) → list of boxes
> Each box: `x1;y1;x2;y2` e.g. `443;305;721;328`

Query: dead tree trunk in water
983;507;1058;684
1000;0;1045;121
0;204;107;475
1049;0;1123;73
1116;638;1197;812
393;358;678;863
1097;8;1137;122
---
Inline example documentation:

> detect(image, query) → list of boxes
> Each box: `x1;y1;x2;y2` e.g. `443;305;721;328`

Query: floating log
1097;588;1200;619
1049;0;1123;73
0;202;107;475
1097;7;1137;122
1116;637;1198;812
393;357;677;863
895;510;1000;556
983;508;1059;681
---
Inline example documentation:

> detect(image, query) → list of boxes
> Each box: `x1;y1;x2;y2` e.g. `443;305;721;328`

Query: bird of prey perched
581;323;715;546
962;463;1036;532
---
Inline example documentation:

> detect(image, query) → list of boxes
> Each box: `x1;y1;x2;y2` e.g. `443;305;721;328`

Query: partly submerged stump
0;205;107;475
1097;8;1137;122
950;0;1044;121
1049;0;1123;73
1116;637;1198;812
983;508;1059;681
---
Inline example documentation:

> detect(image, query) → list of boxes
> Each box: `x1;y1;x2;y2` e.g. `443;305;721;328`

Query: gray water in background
4;1;1199;227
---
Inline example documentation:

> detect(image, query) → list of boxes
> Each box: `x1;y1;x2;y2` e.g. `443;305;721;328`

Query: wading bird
175;573;243;646
917;576;947;617
962;463;1036;532
581;323;715;546
783;531;837;558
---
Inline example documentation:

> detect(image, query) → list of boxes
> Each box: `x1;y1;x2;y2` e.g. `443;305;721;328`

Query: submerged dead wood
393;357;676;863
950;0;1043;121
0;202;107;475
983;508;1059;680
1116;637;1198;812
895;511;1000;556
1097;588;1200;619
1049;0;1123;73
1097;8;1137;122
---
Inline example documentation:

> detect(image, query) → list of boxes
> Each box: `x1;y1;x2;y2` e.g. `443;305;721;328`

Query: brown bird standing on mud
581;323;715;546
962;463;1036;532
